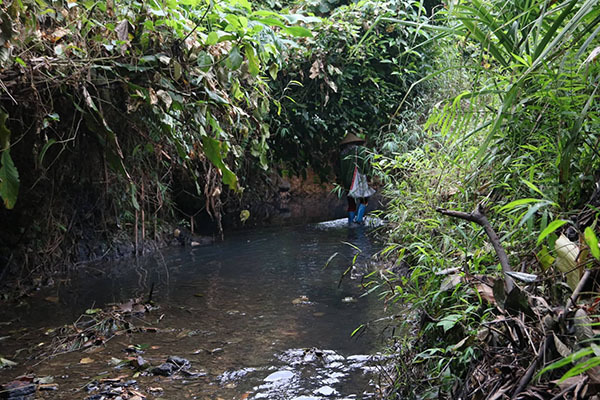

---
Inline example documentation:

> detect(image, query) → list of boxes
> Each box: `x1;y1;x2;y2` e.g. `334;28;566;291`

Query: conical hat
340;132;365;146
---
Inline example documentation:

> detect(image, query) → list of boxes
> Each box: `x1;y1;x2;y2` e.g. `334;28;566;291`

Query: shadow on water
0;218;388;399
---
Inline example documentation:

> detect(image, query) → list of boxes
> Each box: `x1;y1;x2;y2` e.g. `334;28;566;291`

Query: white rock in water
264;370;294;382
314;385;337;396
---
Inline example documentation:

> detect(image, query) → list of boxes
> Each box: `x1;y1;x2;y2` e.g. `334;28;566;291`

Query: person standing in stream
339;132;375;224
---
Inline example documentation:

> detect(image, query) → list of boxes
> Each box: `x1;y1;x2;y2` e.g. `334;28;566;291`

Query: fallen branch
437;203;514;292
565;269;591;311
510;335;549;399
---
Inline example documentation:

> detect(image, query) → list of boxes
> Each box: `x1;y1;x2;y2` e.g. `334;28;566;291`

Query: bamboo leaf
38;139;57;166
537;220;568;246
499;198;541;212
537;347;595;378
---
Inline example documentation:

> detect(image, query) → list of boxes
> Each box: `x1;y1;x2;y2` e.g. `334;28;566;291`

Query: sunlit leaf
0;357;17;368
201;136;238;191
206;31;218;45
555;234;580;290
499;198;540;212
283;26;312;37
537;220;568;246
584;227;600;260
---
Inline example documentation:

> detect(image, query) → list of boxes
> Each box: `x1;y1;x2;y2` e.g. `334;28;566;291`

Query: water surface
0;219;387;399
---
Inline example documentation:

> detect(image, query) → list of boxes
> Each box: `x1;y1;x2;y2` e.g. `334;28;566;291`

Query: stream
0;219;389;399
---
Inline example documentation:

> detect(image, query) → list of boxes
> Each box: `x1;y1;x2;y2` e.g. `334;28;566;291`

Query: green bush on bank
374;0;600;397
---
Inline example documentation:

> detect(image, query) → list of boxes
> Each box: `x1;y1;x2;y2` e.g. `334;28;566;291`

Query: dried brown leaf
553;332;572;358
475;283;495;304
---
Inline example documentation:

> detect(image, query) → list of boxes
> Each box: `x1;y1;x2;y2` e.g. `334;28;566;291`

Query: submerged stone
166;356;190;368
152;363;175;376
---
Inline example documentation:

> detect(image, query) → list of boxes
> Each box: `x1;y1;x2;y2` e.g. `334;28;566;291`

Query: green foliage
267;0;434;177
0;150;19;209
431;0;600;209
0;0;320;229
372;0;600;396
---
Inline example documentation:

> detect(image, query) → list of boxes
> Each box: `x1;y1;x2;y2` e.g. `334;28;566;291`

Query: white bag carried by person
348;166;375;199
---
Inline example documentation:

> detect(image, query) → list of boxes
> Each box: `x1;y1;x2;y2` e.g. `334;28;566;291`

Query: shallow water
0;219;388;399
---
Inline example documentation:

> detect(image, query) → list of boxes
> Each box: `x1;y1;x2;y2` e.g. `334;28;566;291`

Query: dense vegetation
2;0;600;397
0;0;314;278
372;0;600;398
0;0;433;279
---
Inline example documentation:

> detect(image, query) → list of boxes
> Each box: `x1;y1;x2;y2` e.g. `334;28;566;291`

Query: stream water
0;219;389;399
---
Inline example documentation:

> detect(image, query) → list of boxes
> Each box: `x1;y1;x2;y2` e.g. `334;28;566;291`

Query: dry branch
437;203;514;292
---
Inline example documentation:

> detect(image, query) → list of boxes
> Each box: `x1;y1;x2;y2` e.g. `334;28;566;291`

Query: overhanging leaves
0;150;19;209
201;136;238;191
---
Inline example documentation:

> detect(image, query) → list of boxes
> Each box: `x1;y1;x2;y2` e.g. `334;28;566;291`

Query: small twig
549;381;580;400
437;203;514;292
510;335;548;399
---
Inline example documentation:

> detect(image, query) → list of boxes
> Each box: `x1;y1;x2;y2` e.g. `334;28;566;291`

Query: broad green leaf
244;44;259;76
197;52;213;71
0;150;19;209
268;64;278;80
281;14;321;24
234;0;251;10
201;136;238;191
436;314;462;332
204;88;229;105
173;60;182;81
253;17;285;28
537;247;555;270
283;26;312;38
521;179;545;198
584;227;600;260
537;220;568;246
226;47;243;70
206;31;218;45
518;200;555;227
